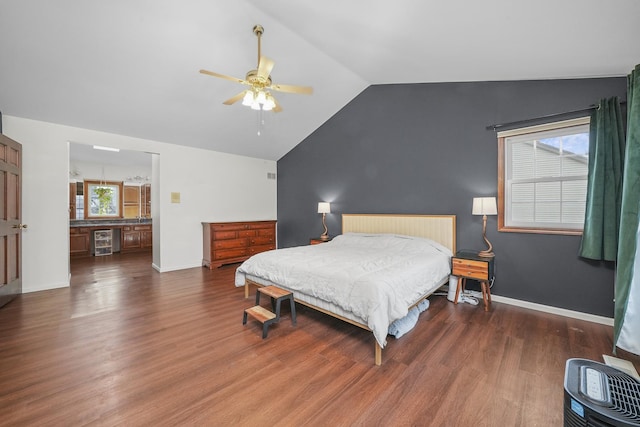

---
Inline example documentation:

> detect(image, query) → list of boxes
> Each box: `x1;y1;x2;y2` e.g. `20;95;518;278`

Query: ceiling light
262;94;275;111
93;145;120;152
255;91;267;105
242;90;254;106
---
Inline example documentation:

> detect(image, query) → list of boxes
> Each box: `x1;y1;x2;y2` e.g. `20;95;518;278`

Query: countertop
70;218;152;227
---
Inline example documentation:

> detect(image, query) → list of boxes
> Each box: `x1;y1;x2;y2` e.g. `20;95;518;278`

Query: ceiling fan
200;25;313;112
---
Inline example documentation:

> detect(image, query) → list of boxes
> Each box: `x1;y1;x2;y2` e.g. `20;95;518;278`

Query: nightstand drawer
452;258;489;280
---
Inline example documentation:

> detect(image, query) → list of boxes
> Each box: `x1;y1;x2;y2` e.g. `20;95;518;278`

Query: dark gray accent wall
277;78;626;317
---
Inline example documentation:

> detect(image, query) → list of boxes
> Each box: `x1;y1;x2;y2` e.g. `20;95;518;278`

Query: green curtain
579;97;625;261
615;64;640;350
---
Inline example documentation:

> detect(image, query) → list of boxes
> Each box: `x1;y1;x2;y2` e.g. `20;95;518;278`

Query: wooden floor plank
0;251;637;426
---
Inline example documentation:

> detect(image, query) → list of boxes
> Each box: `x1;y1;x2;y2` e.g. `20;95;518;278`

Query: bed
235;214;457;365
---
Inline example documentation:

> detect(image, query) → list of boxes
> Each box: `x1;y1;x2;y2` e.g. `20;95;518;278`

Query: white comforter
235;233;452;347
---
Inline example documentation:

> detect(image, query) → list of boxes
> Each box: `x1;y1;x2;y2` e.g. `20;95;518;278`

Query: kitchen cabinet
122;224;152;252
141;184;151;218
70;220;152;257
123;185;141;218
70;227;91;256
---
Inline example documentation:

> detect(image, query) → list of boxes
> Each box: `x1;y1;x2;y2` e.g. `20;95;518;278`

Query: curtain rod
486;100;627;132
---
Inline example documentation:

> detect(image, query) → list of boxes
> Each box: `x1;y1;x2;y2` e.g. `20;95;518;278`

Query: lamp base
477;250;495;258
320;234;330;241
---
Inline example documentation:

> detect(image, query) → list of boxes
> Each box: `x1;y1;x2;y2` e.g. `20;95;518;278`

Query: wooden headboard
342;214;456;253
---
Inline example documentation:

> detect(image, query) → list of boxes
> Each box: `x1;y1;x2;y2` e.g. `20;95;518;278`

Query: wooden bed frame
245;213;457;365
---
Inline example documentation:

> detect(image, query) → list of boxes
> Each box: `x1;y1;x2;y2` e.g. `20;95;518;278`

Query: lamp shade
317;202;331;214
472;197;497;216
242;90;254;106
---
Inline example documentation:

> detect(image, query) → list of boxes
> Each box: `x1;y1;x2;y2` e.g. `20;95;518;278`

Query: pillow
332;232;452;256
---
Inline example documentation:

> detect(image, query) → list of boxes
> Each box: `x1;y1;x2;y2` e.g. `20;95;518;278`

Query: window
84;180;123;219
75;183;84;220
498;117;590;235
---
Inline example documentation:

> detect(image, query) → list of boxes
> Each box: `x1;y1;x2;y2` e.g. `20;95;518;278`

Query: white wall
70;160;152;185
4;115;277;292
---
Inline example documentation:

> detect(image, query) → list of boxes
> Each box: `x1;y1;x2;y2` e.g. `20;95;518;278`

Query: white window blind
499;117;590;232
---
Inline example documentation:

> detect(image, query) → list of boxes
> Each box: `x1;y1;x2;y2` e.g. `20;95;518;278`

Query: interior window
73;181;84;220
84;180;123;219
497;117;590;235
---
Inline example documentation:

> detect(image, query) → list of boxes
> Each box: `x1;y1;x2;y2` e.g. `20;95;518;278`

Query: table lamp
472;197;497;258
318;202;331;241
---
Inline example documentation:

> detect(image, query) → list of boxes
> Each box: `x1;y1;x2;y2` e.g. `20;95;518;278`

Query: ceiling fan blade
257;56;274;80
199;69;247;85
271;83;313;95
223;91;247;105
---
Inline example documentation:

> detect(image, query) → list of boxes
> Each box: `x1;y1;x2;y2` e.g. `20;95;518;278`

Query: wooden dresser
202;221;276;269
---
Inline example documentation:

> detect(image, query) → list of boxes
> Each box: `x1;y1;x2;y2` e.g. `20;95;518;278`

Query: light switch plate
171;192;180;203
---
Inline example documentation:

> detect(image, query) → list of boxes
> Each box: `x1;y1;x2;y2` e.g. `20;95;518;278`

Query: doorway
68;143;157;277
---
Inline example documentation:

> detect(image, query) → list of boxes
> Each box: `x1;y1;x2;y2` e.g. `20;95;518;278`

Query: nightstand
310;238;331;245
451;250;494;311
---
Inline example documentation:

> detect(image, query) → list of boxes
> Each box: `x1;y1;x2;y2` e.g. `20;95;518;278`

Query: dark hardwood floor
0;253;638;426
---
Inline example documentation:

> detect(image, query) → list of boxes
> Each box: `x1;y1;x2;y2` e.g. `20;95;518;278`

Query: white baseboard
153;262;202;273
23;281;69;293
489;294;614;326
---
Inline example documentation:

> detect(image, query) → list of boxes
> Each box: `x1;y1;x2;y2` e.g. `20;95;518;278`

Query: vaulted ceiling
2;1;639;161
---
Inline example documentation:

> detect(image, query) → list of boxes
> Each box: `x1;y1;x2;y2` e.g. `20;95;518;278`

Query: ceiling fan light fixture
200;24;312;114
262;94;275;111
255;90;267;105
242;90;254;106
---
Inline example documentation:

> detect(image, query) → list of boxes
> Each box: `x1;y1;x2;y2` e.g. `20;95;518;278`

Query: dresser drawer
213;230;238;240
256;228;275;237
238;229;257;238
250;236;275;246
213;238;247;250
452;258;489;280
213;247;248;260
250;222;275;230
212;223;251;231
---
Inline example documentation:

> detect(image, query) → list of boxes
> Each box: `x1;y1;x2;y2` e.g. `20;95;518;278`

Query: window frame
497;116;590;236
83;180;123;219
